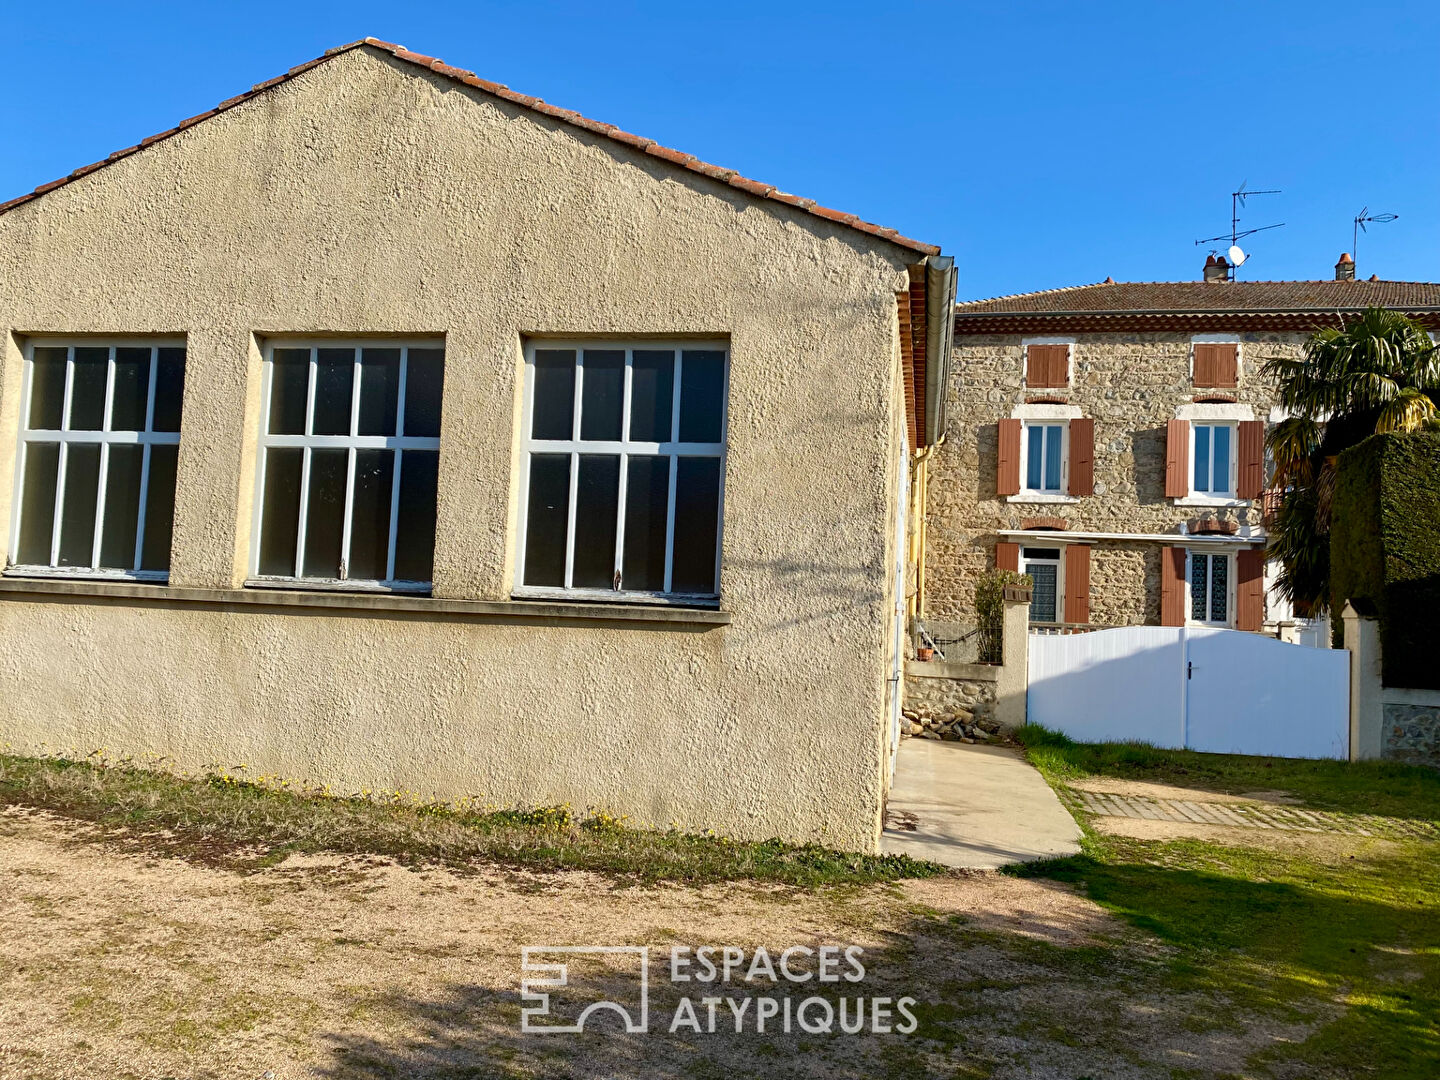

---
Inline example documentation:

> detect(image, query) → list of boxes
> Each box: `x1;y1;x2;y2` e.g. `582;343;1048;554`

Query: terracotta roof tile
0;38;939;256
957;279;1440;315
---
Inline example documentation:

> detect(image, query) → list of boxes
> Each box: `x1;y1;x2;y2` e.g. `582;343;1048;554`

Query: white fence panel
1186;630;1349;759
1028;627;1185;745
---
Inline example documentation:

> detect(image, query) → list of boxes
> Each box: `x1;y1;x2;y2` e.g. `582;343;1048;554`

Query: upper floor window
1192;422;1234;497
250;342;444;591
1192;339;1239;388
8;341;184;580
1024;422;1065;494
516;343;727;603
1024;342;1070;388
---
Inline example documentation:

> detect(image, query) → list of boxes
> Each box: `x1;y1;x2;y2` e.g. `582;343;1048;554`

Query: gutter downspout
909;255;956;627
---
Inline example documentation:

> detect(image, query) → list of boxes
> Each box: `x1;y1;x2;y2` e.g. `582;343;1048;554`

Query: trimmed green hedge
1332;432;1440;689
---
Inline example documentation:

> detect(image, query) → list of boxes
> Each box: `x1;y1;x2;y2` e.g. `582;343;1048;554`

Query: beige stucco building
0;39;955;852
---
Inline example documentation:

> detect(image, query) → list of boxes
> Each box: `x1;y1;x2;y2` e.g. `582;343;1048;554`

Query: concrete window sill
0;576;732;627
1174;496;1249;509
1006;493;1080;505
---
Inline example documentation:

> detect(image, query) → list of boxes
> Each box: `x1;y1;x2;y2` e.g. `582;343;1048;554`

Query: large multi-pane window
251;343;444;591
1192;422;1234;497
1023;546;1062;622
517;342;727;602
1189;550;1231;626
1023;423;1065;494
8;342;184;579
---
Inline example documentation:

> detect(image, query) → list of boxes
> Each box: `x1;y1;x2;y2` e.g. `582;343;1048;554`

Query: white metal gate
1027;626;1350;759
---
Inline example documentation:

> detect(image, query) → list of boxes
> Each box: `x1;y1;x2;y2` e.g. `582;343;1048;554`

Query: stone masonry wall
1384;703;1440;767
926;331;1301;623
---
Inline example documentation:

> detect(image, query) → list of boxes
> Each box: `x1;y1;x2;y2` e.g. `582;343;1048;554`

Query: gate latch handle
1187;661;1193;680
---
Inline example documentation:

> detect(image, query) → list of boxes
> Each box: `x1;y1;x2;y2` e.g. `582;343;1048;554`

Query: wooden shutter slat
1026;344;1068;389
1160;546;1187;626
1165;419;1189;498
1068;418;1094;496
997;418;1022;496
1237;420;1265;500
1064;545;1090;625
1193;343;1238;387
1236;548;1265;631
995;541;1020;572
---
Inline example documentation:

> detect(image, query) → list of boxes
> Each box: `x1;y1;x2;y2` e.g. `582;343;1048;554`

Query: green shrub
975;568;1032;663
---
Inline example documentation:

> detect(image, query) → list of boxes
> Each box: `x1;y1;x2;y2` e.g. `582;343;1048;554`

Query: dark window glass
312;349;355;436
523;454;571;586
1210;555;1228;623
531;350;576;440
28;348;67;429
572;455;619;588
16;443;59;564
258;448;302;576
678;350;725;443
58;444;100;565
69;348;109;431
140;445;178;572
629;350;674;442
153;348;186;434
1190;555;1207;621
404;349;445;438
302;449;347;577
269;349;310;435
349;449;395;581
623;456;670;591
580;350;625;441
99;445;143;569
392;450;439;583
1028;562;1059;622
358;349;401;436
671;457;721;594
111;348;152;431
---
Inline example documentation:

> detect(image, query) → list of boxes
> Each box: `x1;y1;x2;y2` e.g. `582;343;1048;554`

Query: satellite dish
1228;244;1247;266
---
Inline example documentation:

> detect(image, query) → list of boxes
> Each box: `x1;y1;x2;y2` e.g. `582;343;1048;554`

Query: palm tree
1264;307;1440;614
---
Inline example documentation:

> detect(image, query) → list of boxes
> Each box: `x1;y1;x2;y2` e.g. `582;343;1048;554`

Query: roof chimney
1203;254;1231;283
1335;252;1356;281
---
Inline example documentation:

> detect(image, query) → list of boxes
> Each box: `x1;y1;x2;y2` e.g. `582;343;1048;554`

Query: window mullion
613;350;634;586
90;348;117;569
563;350;585;589
663;351;683;594
387;349;409;582
338;350;363;580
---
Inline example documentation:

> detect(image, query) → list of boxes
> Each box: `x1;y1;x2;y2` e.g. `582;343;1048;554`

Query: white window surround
1189;332;1242;381
6;338;184;583
1186;549;1235;628
1006;403;1083;504
514;340;728;606
1174;402;1255;508
1020;336;1074;389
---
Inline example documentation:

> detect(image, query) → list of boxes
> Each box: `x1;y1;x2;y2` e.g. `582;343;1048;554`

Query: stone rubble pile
900;706;1003;744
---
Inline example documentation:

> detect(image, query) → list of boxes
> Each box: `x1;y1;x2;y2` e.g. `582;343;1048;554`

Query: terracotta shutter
1165;419;1189;498
1236;548;1265;631
995;541;1020;572
997;419;1022;496
1068;418;1094;496
1160;546;1187;626
1026;345;1068;388
1064;545;1091;624
1193;343;1238;387
1237;420;1265;500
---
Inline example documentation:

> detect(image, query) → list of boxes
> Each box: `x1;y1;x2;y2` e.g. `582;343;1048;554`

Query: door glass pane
1212;425;1231;494
573;455;620;588
1194;426;1212;492
392;450;439;583
579;350;624;441
678;350;725;443
258;448;302;576
531;350;575;440
16;443;59;564
672;456;721;594
403;349;445;438
1026;425;1044;489
312;349;355;436
302;448;347;577
358;349;401;436
140;445;178;572
268;349;310;435
69;348;109;431
99;445;143;569
111;348;151;431
623;456;670;591
1190;554;1207;621
629;351;674;442
153;348;186;434
523;454;571;587
348;449;394;581
1027;562;1058;622
1044;426;1062;490
1210;555;1228;623
28;347;67;430
58;444;101;565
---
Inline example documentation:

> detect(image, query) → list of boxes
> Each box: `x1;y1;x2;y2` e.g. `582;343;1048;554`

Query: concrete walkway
880;739;1082;870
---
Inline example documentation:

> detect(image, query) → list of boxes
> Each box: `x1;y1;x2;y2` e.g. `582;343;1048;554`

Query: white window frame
1189;332;1242;382
514;340;728;606
1020;420;1068;497
1186;549;1234;628
247;339;443;593
1189;421;1237;499
1020;336;1074;390
6;338;183;583
1022;543;1065;624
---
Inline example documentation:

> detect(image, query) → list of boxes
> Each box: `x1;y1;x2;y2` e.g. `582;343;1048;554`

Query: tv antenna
1353;207;1398;271
1194;182;1285;278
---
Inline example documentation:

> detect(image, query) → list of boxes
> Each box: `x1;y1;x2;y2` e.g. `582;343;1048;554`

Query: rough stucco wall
926;332;1293;624
0;47;914;851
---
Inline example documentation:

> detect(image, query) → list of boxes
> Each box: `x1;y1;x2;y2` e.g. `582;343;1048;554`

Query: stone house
0;39;956;853
919;260;1440;642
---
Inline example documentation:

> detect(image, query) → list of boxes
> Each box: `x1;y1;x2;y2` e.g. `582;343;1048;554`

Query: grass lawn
1013;725;1440;1079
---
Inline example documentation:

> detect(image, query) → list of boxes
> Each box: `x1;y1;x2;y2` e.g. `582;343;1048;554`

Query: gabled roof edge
0;38;941;257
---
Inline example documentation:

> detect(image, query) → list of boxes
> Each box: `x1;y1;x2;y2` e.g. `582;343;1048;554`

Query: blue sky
4;1;1437;299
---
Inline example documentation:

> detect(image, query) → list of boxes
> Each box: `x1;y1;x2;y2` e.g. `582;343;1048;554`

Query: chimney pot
1335;252;1356;281
1203;254;1231;283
